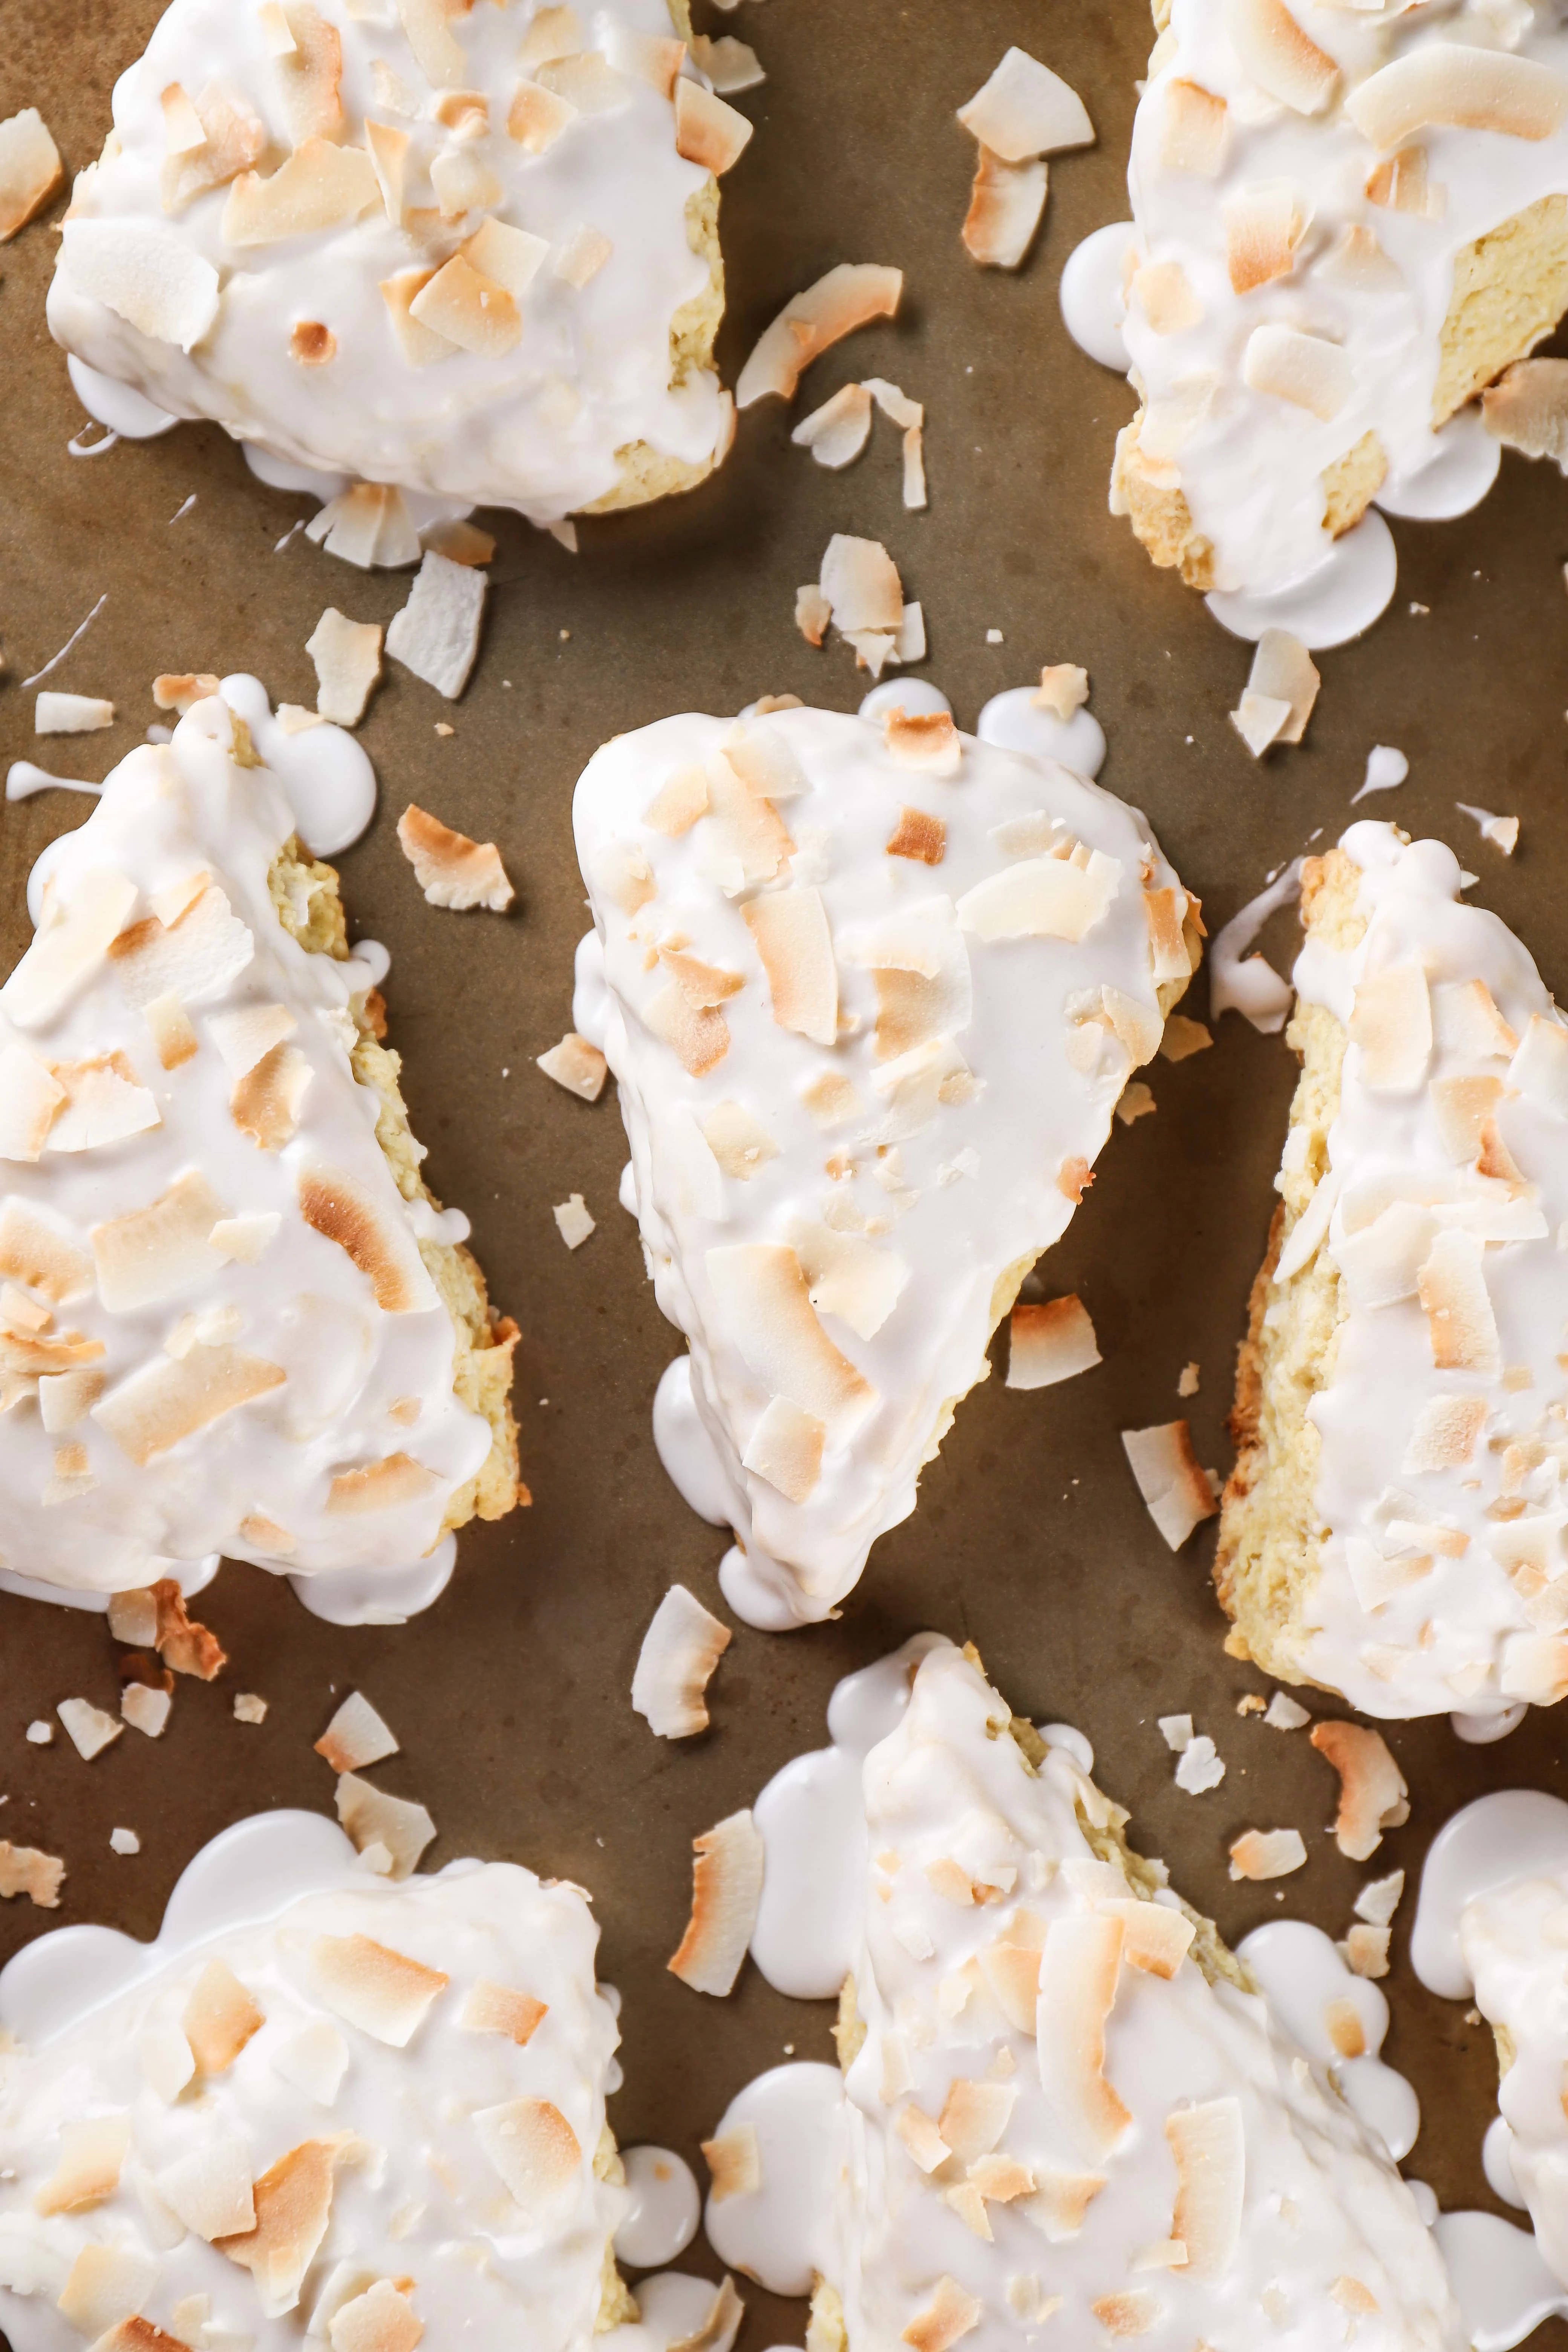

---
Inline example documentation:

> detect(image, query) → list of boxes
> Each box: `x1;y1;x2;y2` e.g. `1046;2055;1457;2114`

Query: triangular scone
0;689;520;1596
1115;0;1568;599
573;706;1201;1622
1218;821;1568;1724
47;0;732;524
0;1817;634;2352
727;1640;1463;2351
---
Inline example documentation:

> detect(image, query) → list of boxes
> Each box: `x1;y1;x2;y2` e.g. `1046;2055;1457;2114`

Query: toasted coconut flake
142;991;198;1070
1122;1421;1217;1549
886;806;946;865
1343;1923;1391;1978
743;888;837;1044
668;1808;765;1995
110;879;255;1011
518;3;583;69
536;1032;607;1101
821;534;903;635
701;1100;778;1178
0;1202;90;1304
896;2104;952;2172
646;986;729;1077
551;221;611;287
34;2114;130;2215
274;2;345;144
1366;144;1441;217
1231;692;1291;759
1417;1229;1499;1374
901;2275;983;2352
1007;1295;1101;1390
1165;2098;1243;2276
1226;0;1339;113
93;1342;285;1467
1243;322;1351;419
396;802;514;912
1310;1720;1409;1859
674;78;752;173
1091;2291;1159;2338
162;84;266;210
1501;1633;1568;1706
217;2136;354;2314
232;1041;311;1150
1350;41;1568;149
39;1365;106;1430
409;250;520;354
1134;259;1202;334
380;268;453;366
691;33;765;93
316;1691;398;1773
57;2242;158;2336
5;866;138;1032
305;609;383;727
59;214;222;347
1160;1014;1211;1063
1228;1827;1307;1880
1040;667;1092;725
940;2078;1017;2164
632;1583;732;1738
1225;182;1307;292
884;709;961;777
978;1933;1044;2032
644;764;709;836
1037;1913;1130;2155
1430;1073;1504;1163
1325;1996;1367;2058
552;1192;595;1249
299;1164;434;1313
1402;1393;1487;1475
385;551;487;699
222;137;378;245
1247;628;1318;742
792;381;873;469
312;1930;447;2041
0;1045;68;1161
795;582;833;646
668;2275;744;2352
958;46;1093;161
1026;2170;1106;2240
397;0;466;82
706;1242;874;1432
701;2123;761;2202
660;947;745;1011
456;1981;550;2054
57;1696;124;1760
1161;78;1228;173
156;2137;257;2242
792;1219;907;1339
957;850;1117;944
1102;1899;1195;1978
1485;357;1568;469
463;214;548;298
1349;961;1431;1091
35;692;114;735
185;1957;265;2073
46;1053;161;1156
737;263;903;408
0;1839;64;1906
327;1452;442;1514
0;107;63;240
334;1775;436;1880
535;52;629;112
121;1683;172;1738
963;147;1048;270
90;1170;227;1313
330;2279;423;2352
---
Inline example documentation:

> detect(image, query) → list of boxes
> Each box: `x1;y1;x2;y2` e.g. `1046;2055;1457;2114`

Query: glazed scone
1219;820;1568;1724
1452;1866;1568;2283
47;0;738;526
0;1811;634;2352
1115;0;1568;599
573;704;1201;1626
0;687;520;1598
718;1639;1463;2352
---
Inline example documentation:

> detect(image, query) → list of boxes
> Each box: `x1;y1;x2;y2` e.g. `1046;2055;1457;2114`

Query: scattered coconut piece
1484;357;1568;469
553;1193;595;1248
222;136;378;245
632;1583;732;1738
1033;664;1089;721
0;108;63;240
234;1692;268;1724
305;610;382;726
1159;1714;1194;1752
1456;802;1519;855
1264;1689;1311;1730
1006;1295;1101;1390
1171;1733;1223;1793
1160;1014;1211;1063
121;1683;172;1739
57;1696;123;1760
109;1827;140;1856
792;382;874;469
701;2122;762;2202
668;1808;765;1995
385;551;486;699
957;48;1093;161
315;1691;398;1773
674;80;753;174
1232;629;1319;758
1230;692;1292;758
185;1957;264;2073
963;148;1048;270
690;34;764;93
312;1930;447;2043
1228;1827;1308;1880
1121;1421;1217;1549
1116;1081;1154;1124
0;1839;64;1906
667;2274;744;2352
735;263;903;408
25;1718;52;1744
306;482;421;568
35;694;114;735
795;582;833;646
1178;1362;1199;1396
537;1032;607;1101
1342;1923;1391;1978
395;802;513;911
1309;1720;1409;1860
335;1773;436;1880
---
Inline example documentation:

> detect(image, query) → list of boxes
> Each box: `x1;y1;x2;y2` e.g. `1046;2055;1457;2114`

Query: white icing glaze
1485;2110;1528;2207
1204;511;1398;651
0;1552;219;1619
0;694;495;1595
1239;1919;1419;2160
218;676;377;857
1059;224;1134;373
1433;2210;1568;2352
857;683;954;724
1452;1698;1527;1742
0;1810;632;2352
573;929;611;1055
1411;1789;1568;2000
614;2147;700;2270
1208;859;1301;1033
1121;0;1568;605
574;707;1195;1623
1373;403;1501;520
1286;821;1568;1720
651;1355;731;1530
47;0;729;523
974;688;1107;781
67;352;178;440
288;1531;456;1625
712;1639;1461;2351
242;441;352;501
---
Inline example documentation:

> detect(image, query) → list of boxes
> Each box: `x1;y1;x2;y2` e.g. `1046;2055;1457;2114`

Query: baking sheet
5;0;1568;2338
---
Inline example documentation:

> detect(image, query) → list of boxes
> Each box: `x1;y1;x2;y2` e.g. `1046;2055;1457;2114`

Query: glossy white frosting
1285;821;1568;1721
0;693;494;1595
47;0;728;523
1119;0;1568;604
707;1639;1461;2350
573;706;1196;1625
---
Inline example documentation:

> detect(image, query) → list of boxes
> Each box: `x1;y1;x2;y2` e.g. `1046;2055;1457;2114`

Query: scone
1218;820;1568;1725
0;1810;635;2352
0;685;521;1601
572;703;1201;1627
1115;0;1568;609
709;1638;1463;2351
48;0;739;526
